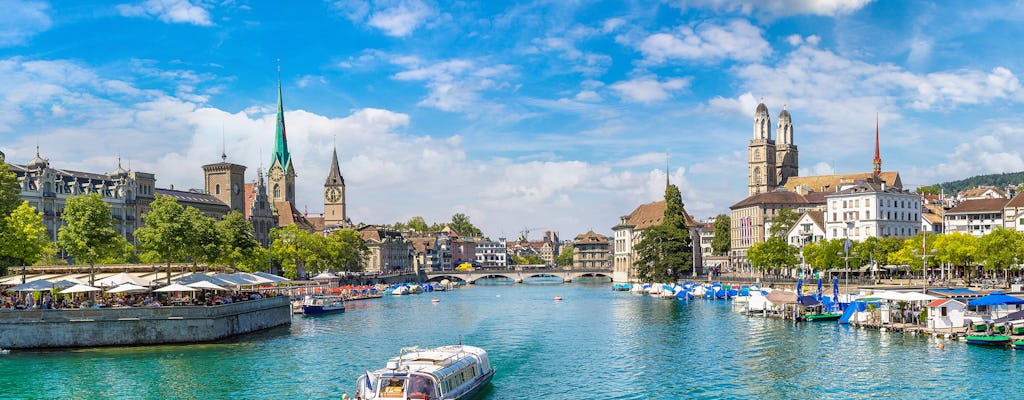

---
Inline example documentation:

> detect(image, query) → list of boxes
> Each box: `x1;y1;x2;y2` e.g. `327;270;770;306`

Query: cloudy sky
1;0;1023;239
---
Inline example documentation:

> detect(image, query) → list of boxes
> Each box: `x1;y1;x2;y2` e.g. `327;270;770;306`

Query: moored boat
355;345;495;400
805;312;842;322
612;283;631;291
1013;340;1024;350
965;334;1011;346
301;295;346;316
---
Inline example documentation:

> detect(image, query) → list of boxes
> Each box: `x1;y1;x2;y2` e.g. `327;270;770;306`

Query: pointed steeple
271;65;291;170
873;113;882;177
325;147;344;186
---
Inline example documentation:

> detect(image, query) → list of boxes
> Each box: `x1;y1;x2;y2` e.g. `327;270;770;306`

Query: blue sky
1;0;1023;239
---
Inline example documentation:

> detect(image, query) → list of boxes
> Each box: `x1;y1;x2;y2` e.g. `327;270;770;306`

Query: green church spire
271;71;291;170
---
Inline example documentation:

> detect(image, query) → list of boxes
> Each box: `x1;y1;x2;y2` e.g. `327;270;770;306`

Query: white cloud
0;0;51;46
574;90;601;102
389;56;516;114
637;19;770;64
611;76;691;104
912;119;1024;184
682;0;873;17
334;0;437;37
117;0;213;26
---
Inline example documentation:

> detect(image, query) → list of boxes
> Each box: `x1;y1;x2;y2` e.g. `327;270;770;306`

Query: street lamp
913;248;937;291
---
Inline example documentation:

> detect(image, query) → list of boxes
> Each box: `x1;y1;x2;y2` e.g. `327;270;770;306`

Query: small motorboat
612;283;631;291
805;312;842;322
355;345;495;400
301;295;346;316
965;334;1011;346
1013;340;1024;350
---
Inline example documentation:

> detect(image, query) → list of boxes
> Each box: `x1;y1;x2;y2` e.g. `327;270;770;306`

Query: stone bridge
424;268;613;284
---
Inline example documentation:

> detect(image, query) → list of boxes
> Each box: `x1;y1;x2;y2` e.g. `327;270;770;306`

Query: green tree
325;228;368;272
181;206;221;271
97;235;138;264
510;254;543;265
634;184;693;282
851;236;902;271
215;211;261;270
448;213;483;237
934;232;978;284
57;194;120;285
0;201;49;272
554;245;574;267
978;228;1023;282
890;234;939;272
406;216;430;232
270;225;316;279
135;194;187;284
0;160;23;270
802;239;846;271
915;184;941;195
711;214;731;255
768;208;799;238
747;236;798;274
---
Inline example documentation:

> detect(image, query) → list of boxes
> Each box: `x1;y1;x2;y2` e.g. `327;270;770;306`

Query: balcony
42;192;56;198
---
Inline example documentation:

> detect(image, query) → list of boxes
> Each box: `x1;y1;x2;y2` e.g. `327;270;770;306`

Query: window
215;184;220;194
273;184;281;198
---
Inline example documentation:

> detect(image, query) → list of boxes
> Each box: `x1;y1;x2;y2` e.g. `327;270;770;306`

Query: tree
0;201;49;273
97;235;138;264
510;254;543;265
405;216;430;232
711;214;730;255
768;208;799;238
851;236;902;271
0;160;23;270
57;194;120;285
634;184;693;282
801;239;846;271
890;234;939;272
325;229;368;272
135;194;188;284
916;184;941;195
934;232;978;284
977;228;1022;282
270;225;315;279
448;213;483;237
216;211;262;270
747;236;798;274
554;245;574;267
181;206;221;271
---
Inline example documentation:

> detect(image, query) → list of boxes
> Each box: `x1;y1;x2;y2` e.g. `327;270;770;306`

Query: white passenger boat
301;295;345;316
356;345;494;400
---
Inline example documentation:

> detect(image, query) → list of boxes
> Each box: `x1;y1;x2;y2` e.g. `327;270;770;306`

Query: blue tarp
799;296;821;307
839;301;869;324
967;291;1024;306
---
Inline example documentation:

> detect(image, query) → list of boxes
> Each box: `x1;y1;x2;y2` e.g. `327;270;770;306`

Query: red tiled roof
946;198;1010;214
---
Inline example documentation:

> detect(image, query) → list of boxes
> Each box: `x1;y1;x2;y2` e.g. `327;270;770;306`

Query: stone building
322;147;347;229
748;101;798;196
611;200;701;283
357;225;413;274
243;168;275;246
729;191;826;266
572;230;609;270
475;239;507;268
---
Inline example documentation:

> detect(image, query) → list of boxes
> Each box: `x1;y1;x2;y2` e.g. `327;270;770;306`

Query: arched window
215;184;220;195
753;167;761;184
273;184;280;198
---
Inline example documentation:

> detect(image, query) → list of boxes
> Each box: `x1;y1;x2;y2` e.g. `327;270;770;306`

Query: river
0;280;1018;399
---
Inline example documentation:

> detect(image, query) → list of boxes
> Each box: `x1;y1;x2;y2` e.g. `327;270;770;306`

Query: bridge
424;268;613;284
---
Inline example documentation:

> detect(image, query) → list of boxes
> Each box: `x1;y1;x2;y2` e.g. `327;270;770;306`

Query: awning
186;281;229;291
252;271;290;283
968;292;1024;307
153;283;198;293
106;283;150;294
94;272;151;287
765;291;799;304
59;284;102;294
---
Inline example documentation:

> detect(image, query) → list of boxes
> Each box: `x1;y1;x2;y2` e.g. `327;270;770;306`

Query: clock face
326;187;340;202
269;166;283;181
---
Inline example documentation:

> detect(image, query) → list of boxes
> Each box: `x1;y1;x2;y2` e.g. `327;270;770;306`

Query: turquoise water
0;281;1020;399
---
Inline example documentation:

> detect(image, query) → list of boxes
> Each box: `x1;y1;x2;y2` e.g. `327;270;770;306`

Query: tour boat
965;334;1011;346
301;295;346;316
355;345;495;400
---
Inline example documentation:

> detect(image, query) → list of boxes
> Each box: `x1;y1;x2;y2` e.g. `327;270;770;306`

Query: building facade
823;179;922;241
572;230;610;270
202;159;246;212
357;225;413;274
747;101;798;196
612;200;701;282
729;191;825;267
943;198;1009;237
268;79;297;216
474;239;508;269
1005;192;1024;232
785;210;826;250
323;147;347;228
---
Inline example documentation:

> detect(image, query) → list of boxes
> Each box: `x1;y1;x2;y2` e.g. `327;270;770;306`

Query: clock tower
323;147;346;227
268;76;296;214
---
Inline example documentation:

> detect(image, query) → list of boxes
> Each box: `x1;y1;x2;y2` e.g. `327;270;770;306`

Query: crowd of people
0;290;275;311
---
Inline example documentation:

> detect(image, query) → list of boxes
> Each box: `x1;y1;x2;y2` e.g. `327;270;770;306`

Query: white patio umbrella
153;283;198;293
95;272;151;288
106;283;150;294
186;281;229;291
59;284;102;294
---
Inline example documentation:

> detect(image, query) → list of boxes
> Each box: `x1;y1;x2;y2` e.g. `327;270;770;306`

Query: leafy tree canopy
554;245;573;267
711;214;730;255
448;213;483;237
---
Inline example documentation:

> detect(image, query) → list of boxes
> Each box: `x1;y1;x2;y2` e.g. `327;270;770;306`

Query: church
729;100;903;268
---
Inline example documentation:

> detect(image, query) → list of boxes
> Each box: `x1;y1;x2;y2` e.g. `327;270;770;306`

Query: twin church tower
747;100;798;196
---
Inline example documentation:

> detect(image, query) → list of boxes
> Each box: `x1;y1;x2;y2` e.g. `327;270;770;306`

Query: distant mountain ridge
931;171;1024;194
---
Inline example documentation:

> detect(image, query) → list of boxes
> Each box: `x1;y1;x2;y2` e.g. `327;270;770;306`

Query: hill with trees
916;171;1024;195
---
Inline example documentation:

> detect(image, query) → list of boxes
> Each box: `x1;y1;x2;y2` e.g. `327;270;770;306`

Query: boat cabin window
378;378;406;398
407;374;437;399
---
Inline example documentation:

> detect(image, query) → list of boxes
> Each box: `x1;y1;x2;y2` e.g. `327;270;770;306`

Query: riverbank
0;296;291;349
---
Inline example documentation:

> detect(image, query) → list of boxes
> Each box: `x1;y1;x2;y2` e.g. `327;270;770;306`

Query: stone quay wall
0;296;291;349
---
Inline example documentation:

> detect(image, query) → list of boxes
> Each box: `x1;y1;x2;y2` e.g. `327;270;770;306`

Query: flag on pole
844;238;851;254
364;371;374;391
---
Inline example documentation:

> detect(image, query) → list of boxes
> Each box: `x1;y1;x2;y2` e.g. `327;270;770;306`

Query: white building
1003;192;1024;232
824;179;922;241
475;239;508;268
785;210;826;249
943;198;1009;237
612;200;701;282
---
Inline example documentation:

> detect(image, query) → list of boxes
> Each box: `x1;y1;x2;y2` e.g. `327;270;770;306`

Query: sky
1;0;1023;240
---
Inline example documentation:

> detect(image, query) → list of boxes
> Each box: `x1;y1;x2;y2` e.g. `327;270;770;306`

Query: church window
753;167;761;184
273;184;281;198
